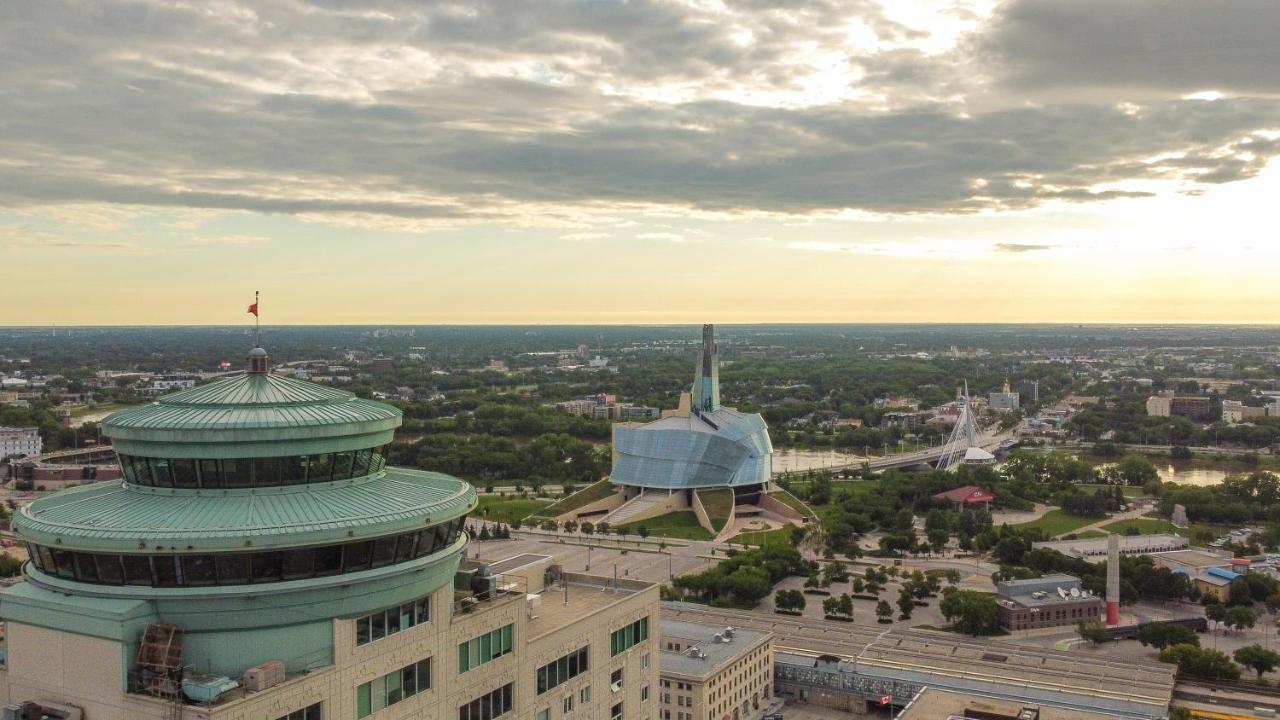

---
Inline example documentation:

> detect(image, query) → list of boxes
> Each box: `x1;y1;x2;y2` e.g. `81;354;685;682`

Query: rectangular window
458;624;513;673
356;657;430;719
275;701;322;720
580;686;591;704
214;554;249;585
149;458;174;488
171;459;199;489
610;668;623;693
220;458;252;488
357;684;371;719
610;702;623;720
536;645;589;695
610;617;649;656
458;683;513;720
198;459;222;488
251;457;281;487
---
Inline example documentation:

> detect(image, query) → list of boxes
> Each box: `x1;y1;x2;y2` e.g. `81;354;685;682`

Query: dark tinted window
200;459;223;488
221;458;252;488
28;523;464;588
182;555;217;586
215;554;249;584
253;458;281;487
171;459;199;489
122;555;153;585
149;458;173;488
251;552;283;582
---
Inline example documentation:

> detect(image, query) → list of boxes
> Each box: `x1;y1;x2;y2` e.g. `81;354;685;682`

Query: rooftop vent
684;646;707;660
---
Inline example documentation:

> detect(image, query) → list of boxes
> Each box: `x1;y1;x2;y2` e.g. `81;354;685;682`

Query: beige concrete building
658;620;773;720
0;553;659;720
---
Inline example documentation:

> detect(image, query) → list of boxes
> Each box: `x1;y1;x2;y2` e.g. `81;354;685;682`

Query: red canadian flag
878;694;892;706
247;301;258;316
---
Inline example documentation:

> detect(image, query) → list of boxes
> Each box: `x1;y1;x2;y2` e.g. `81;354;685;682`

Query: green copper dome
104;369;400;458
4;345;477;679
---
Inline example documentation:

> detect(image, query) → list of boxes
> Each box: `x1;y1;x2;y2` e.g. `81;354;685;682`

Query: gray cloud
0;0;1277;224
984;0;1280;94
993;243;1052;253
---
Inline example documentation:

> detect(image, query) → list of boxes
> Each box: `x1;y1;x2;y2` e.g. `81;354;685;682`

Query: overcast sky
4;0;1279;324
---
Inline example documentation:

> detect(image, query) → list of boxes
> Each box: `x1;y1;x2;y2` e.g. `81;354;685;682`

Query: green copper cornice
14;467;476;553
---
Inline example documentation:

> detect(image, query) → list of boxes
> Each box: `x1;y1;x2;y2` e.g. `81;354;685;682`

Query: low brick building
996;574;1105;632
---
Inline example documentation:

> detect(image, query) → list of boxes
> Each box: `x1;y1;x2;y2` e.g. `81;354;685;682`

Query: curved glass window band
117;447;388;488
25;517;465;588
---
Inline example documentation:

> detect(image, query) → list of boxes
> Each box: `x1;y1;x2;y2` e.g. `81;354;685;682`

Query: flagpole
254;290;260;347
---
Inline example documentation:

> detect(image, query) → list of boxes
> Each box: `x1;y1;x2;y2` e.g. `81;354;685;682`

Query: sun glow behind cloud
2;0;1280;324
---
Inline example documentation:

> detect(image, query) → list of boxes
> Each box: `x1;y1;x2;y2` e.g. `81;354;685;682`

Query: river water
772;448;869;473
1095;461;1230;487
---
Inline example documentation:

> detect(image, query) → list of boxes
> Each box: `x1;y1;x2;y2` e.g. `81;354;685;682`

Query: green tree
1159;644;1240;680
876;599;893;623
1233;645;1280;679
1076;619;1110;645
896;588;914;620
1205;602;1227;632
939;588;1001;636
1225;605;1257;633
838;593;854;619
1113;453;1159;486
637;526;650;540
1137;623;1200;650
822;596;840;618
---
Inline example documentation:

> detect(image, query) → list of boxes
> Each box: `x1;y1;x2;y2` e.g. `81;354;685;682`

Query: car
764;714;784;720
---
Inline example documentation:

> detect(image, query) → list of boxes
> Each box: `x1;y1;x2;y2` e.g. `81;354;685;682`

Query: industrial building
1031;533;1189;561
995;575;1105;631
657;620;774;720
897;688;1129;720
1194;566;1242;602
0;345;660;720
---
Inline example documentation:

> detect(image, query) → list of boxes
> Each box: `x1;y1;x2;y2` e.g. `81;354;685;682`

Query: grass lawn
729;526;794;547
475;495;554;524
1074;530;1108;539
770;486;819;521
1012;509;1101;537
1072;483;1144;498
618;511;712;541
698;488;733;532
1101;517;1178;535
533;479;616;518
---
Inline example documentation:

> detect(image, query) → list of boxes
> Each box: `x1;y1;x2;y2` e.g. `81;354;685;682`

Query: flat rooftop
898;688;1132;720
857;632;1175;711
1150;548;1233;571
527;572;653;640
1031;534;1188;561
659;619;770;680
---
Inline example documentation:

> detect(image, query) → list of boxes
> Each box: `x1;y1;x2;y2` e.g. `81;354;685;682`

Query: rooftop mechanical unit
242;660;286;692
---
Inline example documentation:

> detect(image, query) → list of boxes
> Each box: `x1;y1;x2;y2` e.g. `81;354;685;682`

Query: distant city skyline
4;1;1279;325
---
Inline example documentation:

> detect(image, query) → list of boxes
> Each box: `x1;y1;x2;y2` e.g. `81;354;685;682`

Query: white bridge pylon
936;382;995;471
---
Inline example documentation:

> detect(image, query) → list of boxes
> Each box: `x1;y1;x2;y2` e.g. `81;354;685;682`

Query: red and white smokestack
1106;533;1121;625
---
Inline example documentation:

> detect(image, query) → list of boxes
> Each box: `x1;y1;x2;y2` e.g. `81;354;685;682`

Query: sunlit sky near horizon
3;0;1280;325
